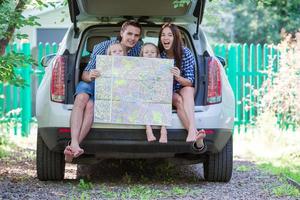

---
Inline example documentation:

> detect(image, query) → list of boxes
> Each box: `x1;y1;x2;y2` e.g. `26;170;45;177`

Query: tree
0;0;66;85
231;0;300;43
175;0;300;44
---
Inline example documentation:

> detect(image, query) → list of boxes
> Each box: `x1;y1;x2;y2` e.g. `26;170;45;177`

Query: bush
253;31;300;129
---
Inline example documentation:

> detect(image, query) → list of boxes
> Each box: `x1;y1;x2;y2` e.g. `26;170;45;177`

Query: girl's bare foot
146;125;156;142
159;126;168;143
186;128;197;142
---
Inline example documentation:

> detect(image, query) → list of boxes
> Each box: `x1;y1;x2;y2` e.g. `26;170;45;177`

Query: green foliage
258;32;300;128
0;134;10;158
242;32;300;128
0;0;66;85
199;0;300;43
259;161;300;185
272;184;300;197
235;165;252;172
173;0;191;8
0;51;35;86
78;179;93;190
121;185;163;200
171;186;190;196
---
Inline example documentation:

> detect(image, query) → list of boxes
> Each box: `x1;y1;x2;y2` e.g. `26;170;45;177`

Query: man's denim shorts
75;81;95;100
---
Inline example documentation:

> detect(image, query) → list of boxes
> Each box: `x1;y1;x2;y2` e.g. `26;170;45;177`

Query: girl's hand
171;67;181;79
89;69;101;81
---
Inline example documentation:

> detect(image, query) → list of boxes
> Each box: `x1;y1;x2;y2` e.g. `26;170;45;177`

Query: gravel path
0;147;298;200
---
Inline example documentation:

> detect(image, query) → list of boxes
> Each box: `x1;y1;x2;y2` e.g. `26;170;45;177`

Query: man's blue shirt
84;39;142;71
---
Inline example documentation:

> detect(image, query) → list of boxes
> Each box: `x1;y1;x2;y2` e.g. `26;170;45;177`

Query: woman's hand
171;67;181;80
89;69;101;81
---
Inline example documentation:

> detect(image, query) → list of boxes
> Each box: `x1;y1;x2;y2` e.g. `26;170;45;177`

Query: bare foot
159;126;168;143
146;125;156;142
186;128;197;142
64;145;74;163
70;143;84;158
195;129;206;148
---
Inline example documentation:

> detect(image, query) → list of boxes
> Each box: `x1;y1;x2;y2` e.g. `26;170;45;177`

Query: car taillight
207;57;222;105
51;56;65;103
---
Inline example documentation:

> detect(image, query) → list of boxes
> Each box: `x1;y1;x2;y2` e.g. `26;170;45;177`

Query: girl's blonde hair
106;43;126;55
140;42;160;58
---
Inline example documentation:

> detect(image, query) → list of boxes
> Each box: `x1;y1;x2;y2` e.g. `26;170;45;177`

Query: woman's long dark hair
158;23;183;69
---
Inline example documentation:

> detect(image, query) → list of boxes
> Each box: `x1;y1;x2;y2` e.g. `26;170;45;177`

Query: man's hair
121;20;142;32
117;20;142;41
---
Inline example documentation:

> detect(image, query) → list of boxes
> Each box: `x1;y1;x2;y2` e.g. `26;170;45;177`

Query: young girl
106;42;126;56
158;23;206;150
140;43;168;143
64;42;126;162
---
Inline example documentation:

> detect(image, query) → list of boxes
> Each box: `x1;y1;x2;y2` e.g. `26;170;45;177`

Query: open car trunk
68;0;206;34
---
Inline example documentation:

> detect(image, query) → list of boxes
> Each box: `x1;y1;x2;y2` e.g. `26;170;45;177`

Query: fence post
242;44;249;126
37;42;44;85
12;43;19;135
52;42;58;53
20;42;32;136
228;44;237;125
249;44;256;123
236;44;242;131
45;42;51;55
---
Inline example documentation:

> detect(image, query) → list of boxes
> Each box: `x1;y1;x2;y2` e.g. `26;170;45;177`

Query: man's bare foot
64;145;74;163
195;129;206;148
186;128;197;142
146;125;156;142
159;126;168;143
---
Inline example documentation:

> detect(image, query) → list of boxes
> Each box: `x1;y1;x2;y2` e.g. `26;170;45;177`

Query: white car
36;0;235;182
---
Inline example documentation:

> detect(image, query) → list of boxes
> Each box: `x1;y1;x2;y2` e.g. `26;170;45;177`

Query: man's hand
89;69;101;81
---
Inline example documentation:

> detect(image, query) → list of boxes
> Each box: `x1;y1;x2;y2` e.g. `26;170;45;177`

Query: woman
158;23;205;148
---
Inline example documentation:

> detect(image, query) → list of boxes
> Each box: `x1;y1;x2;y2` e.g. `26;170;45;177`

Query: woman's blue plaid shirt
160;47;195;91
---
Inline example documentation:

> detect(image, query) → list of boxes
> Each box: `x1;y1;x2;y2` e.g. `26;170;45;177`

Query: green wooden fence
214;43;278;130
0;42;58;136
0;42;278;136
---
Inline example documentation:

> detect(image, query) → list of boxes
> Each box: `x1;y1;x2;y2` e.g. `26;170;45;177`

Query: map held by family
94;55;174;125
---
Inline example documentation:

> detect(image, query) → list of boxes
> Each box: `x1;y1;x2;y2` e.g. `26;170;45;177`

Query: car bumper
39;127;232;157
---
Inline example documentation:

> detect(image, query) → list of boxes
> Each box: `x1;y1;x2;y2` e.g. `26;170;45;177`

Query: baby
140;43;168;143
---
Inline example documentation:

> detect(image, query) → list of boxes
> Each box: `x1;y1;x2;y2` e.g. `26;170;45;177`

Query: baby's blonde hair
106;43;126;55
140;43;160;58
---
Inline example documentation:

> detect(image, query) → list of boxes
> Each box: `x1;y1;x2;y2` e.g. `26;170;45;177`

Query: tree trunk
0;0;27;55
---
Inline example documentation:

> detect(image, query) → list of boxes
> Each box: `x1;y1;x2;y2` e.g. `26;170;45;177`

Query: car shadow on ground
75;159;205;184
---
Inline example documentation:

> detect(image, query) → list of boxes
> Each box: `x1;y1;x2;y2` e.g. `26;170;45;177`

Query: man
64;20;142;162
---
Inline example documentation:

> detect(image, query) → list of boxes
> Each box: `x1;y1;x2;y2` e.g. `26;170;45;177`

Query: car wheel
203;136;233;182
36;133;65;180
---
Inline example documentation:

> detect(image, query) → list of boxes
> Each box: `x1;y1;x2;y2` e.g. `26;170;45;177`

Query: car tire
203;136;233;182
36;133;65;181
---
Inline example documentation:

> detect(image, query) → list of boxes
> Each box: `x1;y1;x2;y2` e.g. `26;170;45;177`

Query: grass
101;184;193;200
235;165;252;172
0;133;15;158
272;183;300;197
234;115;300;197
258;162;300;184
78;179;93;190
